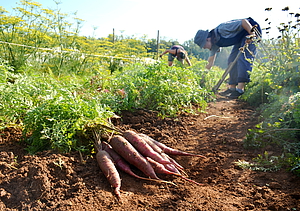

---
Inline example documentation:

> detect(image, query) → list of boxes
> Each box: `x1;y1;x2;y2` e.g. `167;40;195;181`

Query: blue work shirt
210;19;245;57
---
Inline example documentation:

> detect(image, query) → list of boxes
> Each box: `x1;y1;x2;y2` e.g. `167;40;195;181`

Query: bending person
194;17;261;99
160;45;192;66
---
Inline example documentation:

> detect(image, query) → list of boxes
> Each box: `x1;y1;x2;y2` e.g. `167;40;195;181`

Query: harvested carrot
95;148;122;201
101;142;170;183
159;152;181;175
163;153;188;177
138;133;163;154
147;157;204;186
139;133;180;174
123;130;172;165
143;134;207;159
163;153;184;170
93;130;122;202
109;135;173;185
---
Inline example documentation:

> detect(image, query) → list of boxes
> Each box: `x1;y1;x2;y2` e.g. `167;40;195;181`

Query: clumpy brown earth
0;96;299;211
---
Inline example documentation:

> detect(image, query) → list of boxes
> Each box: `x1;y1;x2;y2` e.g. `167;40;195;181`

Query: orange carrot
123;130;172;165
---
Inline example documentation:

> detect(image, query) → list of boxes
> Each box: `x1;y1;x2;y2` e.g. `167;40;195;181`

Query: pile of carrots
93;130;207;202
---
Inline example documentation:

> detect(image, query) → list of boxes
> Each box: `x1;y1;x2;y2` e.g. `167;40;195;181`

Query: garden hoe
212;43;247;93
252;25;272;59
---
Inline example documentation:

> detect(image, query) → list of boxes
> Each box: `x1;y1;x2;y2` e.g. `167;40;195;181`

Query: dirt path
0;96;299;211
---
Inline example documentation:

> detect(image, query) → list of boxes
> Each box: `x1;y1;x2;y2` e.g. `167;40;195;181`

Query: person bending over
160;45;192;66
194;17;261;99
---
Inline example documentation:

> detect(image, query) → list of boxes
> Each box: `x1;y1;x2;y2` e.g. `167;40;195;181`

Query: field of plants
0;1;300;210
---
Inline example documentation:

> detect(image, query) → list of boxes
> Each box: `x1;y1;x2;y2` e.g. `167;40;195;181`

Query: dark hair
178;52;185;59
207;29;217;45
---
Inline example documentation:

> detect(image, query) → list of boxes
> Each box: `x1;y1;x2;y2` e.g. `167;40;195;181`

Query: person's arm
185;55;192;66
242;19;256;43
206;54;216;69
160;49;175;57
159;50;168;58
241;19;255;35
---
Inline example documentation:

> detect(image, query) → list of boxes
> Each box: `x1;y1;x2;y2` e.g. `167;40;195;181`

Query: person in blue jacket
194;17;261;99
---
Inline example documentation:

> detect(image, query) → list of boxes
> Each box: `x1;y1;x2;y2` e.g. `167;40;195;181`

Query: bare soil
0;96;299;211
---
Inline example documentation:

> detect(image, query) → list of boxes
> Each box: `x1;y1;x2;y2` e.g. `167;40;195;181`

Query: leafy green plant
0;58;15;84
241;7;300;175
102;62;212;117
53;157;65;170
22;88;114;154
234;151;282;172
287;154;300;176
0;65;115;153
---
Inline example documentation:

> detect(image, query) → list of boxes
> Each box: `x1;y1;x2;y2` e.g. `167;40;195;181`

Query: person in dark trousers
160;45;192;66
194;17;261;99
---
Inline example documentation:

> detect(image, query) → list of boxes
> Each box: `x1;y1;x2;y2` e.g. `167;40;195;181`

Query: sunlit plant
241;6;300;175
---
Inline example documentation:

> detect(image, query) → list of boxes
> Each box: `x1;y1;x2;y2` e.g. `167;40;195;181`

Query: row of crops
0;1;299;175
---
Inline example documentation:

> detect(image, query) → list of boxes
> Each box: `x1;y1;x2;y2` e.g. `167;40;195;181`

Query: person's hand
205;64;212;70
245;35;256;44
159;54;163;58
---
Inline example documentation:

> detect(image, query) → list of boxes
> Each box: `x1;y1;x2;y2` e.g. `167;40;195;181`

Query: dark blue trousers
228;39;257;85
